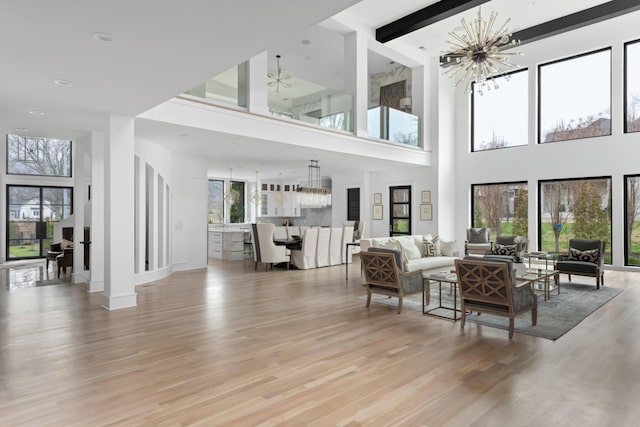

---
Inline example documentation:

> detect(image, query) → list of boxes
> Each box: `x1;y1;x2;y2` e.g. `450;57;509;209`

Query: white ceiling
0;0;614;182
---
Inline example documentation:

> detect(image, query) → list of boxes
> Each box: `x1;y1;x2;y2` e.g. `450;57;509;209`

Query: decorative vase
514;262;526;277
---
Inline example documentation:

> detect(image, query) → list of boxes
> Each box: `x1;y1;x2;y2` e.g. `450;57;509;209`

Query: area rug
361;282;623;340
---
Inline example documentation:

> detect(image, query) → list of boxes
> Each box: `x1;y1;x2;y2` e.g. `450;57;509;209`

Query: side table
423;273;463;321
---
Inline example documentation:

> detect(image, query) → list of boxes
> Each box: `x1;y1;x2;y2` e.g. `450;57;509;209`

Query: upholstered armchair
465;227;492;256
359;248;423;314
47;243;64;269
555;239;605;289
290;228;319;270
250;223;290;271
56;248;74;278
491;235;528;261
455;257;537;339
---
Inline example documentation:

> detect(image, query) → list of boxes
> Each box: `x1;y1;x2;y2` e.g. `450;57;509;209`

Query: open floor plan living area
3;0;640;425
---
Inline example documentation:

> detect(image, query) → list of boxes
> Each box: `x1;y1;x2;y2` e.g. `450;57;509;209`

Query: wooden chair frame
455;258;537;339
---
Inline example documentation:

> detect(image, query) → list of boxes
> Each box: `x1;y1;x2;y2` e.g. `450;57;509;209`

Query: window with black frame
538;177;611;262
471;182;528;243
208;180;224;224
624;39;640;133
229;181;245;223
6;134;72;177
624;174;640;266
539;48;611;144
472;69;528;152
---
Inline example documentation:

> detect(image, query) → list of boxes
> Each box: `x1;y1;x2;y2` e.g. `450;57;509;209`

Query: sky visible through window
473;70;528;150
539;49;611;141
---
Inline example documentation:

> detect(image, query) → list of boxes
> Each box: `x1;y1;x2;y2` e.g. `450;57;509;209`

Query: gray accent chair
455;257;537;339
359;248;423;314
555;239;605;289
465;227;492;256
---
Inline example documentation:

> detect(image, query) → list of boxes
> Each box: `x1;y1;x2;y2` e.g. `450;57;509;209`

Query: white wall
451;10;640;269
171;155;209;272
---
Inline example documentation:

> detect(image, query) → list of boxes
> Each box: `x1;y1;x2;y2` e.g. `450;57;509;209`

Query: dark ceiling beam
513;0;640;47
376;0;490;44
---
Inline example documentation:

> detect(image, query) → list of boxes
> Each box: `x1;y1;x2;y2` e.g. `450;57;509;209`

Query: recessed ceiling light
15;128;29;132
92;32;114;43
418;46;427;51
28;110;45;116
53;79;73;86
301;39;311;45
179;133;188;137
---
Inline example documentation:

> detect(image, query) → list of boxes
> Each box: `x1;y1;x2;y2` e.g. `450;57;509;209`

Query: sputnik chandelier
267;54;291;93
442;7;523;95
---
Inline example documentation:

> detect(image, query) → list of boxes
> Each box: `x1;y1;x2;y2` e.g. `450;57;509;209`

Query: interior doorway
389;185;411;236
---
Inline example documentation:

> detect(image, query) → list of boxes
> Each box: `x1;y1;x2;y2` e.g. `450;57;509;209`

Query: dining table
273;238;302;251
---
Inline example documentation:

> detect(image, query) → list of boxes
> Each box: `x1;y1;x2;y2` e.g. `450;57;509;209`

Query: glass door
389;185;411;236
6;185;73;260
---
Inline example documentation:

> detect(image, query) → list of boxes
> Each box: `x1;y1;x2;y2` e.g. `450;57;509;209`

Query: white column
102;114;137;310
247;52;269;115
344;31;368;137
88;131;105;293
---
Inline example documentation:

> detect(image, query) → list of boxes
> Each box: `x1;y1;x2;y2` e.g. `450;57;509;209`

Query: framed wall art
421;190;431;204
373;204;384;220
373;192;382;204
420;204;433;221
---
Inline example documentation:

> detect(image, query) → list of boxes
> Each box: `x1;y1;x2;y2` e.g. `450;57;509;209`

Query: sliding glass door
6;185;73;260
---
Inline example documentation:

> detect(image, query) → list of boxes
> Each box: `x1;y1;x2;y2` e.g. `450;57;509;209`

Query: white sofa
359;234;460;281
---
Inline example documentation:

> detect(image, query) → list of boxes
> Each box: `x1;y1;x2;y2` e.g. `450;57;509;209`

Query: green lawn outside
9;243;42;258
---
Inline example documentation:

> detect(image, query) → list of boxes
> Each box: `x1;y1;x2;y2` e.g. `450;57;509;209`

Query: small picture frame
373;204;384;220
373;192;382;205
421;190;431;204
420;204;433;221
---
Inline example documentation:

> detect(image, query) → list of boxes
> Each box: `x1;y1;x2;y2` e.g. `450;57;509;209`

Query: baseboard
102;293;137;310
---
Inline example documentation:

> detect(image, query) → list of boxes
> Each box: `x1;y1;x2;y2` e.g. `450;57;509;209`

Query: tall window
538;177;611;261
472;69;528;151
6;134;72;176
207;180;224;224
624;40;640;133
624;175;640;266
6;185;73;260
539;48;611;143
472;182;528;242
229;181;245;223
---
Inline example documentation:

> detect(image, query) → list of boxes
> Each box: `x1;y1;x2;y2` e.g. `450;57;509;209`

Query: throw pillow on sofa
423;235;441;257
440;239;456;257
394;236;422;260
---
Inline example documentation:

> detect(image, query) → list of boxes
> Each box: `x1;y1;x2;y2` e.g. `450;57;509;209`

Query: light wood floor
1;258;640;426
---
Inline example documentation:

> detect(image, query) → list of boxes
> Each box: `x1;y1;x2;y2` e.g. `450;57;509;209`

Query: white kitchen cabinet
208;230;250;261
258;182;300;217
208;231;223;259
